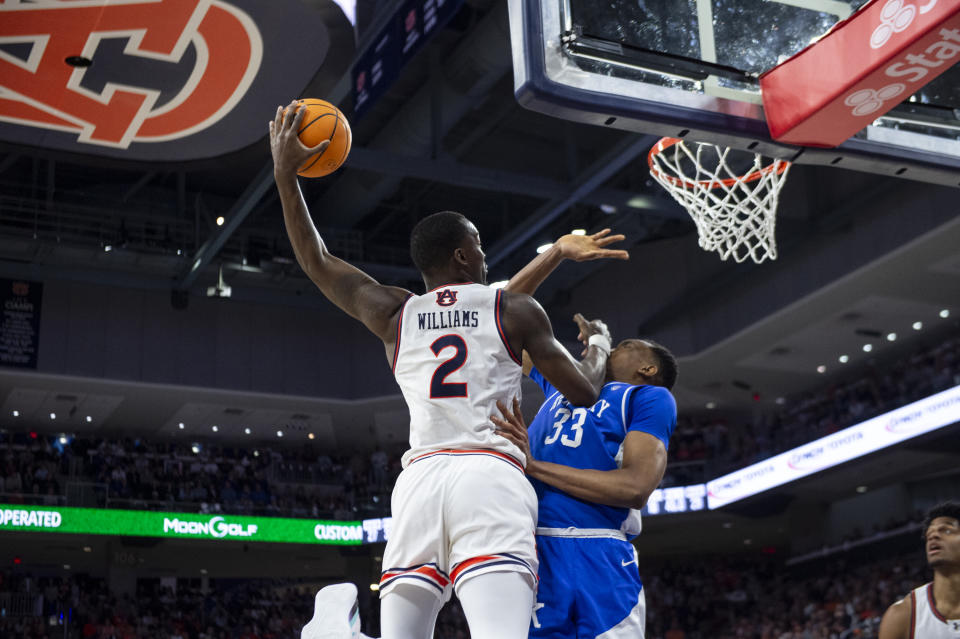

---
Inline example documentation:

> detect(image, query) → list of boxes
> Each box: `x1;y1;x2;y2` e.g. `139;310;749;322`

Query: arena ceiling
0;0;958;430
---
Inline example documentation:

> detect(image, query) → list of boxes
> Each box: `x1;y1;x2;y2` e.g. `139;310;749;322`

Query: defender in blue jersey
493;232;678;638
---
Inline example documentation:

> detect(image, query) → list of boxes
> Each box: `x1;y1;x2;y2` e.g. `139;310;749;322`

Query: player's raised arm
270;101;410;341
504;229;628;297
502;293;608;406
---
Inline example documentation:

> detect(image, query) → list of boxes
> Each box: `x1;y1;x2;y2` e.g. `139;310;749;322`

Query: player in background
878;501;960;639
270;101;613;639
490;232;679;638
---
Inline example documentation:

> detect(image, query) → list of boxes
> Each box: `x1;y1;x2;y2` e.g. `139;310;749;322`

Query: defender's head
923;501;960;570
409;211;487;285
608;338;678;389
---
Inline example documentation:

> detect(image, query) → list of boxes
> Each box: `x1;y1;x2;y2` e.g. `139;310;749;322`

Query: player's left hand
492;397;533;464
556;228;629;262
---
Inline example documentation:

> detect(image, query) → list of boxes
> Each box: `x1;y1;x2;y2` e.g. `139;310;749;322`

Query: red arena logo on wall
0;0;350;161
0;0;262;148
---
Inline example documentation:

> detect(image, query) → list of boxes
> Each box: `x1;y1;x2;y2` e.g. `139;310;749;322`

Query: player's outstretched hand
269;100;329;177
556;228;629;262
573;313;611;356
492;397;533;464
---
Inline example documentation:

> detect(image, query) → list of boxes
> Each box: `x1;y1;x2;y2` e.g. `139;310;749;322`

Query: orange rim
647;137;790;190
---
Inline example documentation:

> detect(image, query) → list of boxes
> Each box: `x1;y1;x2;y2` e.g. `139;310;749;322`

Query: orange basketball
286;99;352;178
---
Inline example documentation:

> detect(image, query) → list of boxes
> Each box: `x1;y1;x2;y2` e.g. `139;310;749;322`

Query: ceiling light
599;204;617;214
178;422;185;430
253;450;259;457
63;564;71;570
722;522;733;529
191;444;200;454
308;433;315;440
775;397;785;405
886;332;897;341
862;344;873;352
489;280;508;289
856;485;868;493
912;321;923;330
838;355;849;363
82;546;92;553
816;365;826;373
49;412;56;420
940;309;950;318
104;245;112;252
216;216;225;226
276;430;283;438
705;401;716;409
536;243;553;254
743;539;752;545
211;425;218;432
571;229;587;235
244;428;251;435
85;415;92;423
11;410;19;417
59;436;67;445
626;195;653;209
369;583;380;592
200;568;208;574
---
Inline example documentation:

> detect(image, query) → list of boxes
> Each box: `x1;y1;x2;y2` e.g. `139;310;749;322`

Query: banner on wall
0;278;42;369
707;384;960;509
0;505;365;545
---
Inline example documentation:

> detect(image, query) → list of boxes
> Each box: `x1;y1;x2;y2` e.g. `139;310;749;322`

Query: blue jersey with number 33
527;366;677;535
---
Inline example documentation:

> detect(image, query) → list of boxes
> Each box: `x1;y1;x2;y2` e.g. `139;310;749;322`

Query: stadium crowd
1;332;956;516
662;333;959;486
641;549;927;638
0;536;931;638
0;434;401;520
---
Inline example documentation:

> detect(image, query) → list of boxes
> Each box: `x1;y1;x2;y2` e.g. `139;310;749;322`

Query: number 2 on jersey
429;335;467;398
543;407;585;448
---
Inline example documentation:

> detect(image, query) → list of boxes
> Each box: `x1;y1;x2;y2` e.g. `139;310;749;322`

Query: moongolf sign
0;505;365;545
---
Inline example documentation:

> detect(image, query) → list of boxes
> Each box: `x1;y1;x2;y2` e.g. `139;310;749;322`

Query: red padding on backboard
760;0;960;148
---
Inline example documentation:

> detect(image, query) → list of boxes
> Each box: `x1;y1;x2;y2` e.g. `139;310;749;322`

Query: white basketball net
648;138;791;263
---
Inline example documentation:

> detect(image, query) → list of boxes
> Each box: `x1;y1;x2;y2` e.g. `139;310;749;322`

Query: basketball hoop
648;138;791;263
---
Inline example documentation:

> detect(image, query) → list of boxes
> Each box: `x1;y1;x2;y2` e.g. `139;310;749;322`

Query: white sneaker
301;583;361;639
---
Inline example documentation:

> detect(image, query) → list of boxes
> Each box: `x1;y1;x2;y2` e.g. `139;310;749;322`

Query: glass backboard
508;0;960;187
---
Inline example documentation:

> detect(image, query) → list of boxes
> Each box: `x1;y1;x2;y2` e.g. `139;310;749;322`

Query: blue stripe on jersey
527;366;677;531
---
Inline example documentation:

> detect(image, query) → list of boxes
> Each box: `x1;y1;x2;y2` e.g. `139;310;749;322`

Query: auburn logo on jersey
436;289;458;307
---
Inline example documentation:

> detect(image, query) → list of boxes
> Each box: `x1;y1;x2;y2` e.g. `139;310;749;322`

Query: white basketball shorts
379;449;539;601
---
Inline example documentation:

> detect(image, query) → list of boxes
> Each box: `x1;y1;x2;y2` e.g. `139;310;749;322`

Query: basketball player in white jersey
270;102;615;639
879;502;960;639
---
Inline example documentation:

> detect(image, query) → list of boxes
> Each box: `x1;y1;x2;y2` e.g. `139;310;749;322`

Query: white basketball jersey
393;283;524;467
910;583;960;638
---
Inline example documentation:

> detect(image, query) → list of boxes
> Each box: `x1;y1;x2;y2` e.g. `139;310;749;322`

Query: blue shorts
531;532;646;638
